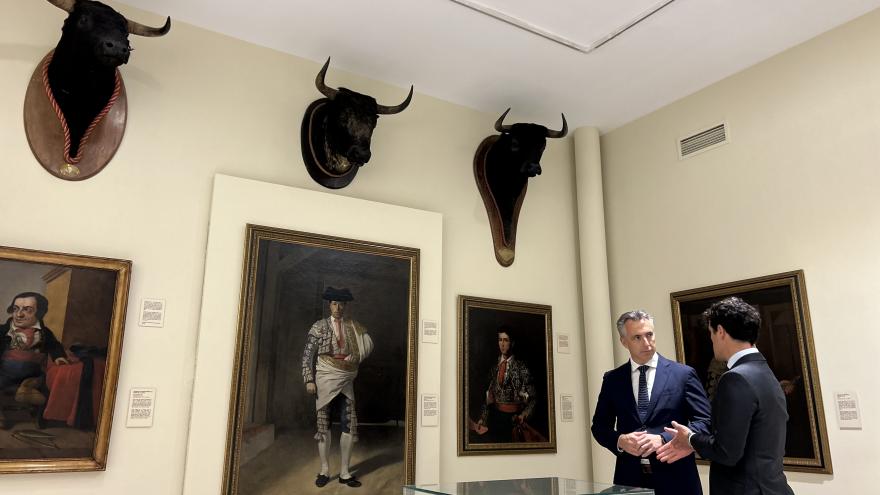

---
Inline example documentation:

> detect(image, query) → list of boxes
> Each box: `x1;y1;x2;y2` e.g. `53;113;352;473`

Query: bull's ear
76;13;93;30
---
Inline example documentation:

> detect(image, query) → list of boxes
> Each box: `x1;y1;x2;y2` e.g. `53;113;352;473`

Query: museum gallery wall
0;1;587;492
600;7;880;493
1;1;878;495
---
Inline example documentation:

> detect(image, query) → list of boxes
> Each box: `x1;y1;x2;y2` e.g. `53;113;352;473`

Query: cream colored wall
0;1;588;493
601;8;880;493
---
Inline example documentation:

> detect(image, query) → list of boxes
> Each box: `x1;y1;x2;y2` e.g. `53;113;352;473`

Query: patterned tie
496;358;508;385
637;365;649;422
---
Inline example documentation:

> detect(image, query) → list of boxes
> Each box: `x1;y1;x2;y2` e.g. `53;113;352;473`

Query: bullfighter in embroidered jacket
475;327;536;443
301;287;373;488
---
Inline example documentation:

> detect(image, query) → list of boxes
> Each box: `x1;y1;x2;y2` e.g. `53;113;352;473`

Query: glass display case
403;477;653;495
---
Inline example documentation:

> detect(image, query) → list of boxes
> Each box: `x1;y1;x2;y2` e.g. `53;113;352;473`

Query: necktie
637;365;649;422
334;319;345;350
496;358;508;385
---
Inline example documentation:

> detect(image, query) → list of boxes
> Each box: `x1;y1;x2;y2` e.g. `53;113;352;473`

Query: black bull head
301;58;413;189
45;0;170;158
474;108;567;266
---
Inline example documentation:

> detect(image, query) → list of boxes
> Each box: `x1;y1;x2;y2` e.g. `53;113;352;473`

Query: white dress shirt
630;352;659;403
727;346;760;368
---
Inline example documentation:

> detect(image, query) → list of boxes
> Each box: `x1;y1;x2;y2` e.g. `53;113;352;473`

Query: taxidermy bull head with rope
23;0;170;180
474;108;568;266
301;58;414;189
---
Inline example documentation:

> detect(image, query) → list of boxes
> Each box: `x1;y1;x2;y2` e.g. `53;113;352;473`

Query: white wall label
422;319;439;344
139;298;166;328
421;393;439;426
126;387;156;428
560;393;574;422
835;391;862;429
557;333;570;354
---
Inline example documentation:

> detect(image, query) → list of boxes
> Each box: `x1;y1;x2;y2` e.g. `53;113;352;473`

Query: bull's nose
102;42;130;65
351;147;372;164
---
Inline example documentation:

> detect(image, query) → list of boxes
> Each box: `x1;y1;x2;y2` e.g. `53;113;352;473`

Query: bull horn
494;108;513;133
46;0;75;13
128;16;171;37
376;85;414;115
546;113;568;139
315;57;339;99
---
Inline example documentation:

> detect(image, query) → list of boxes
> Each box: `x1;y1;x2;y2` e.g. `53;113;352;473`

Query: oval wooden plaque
23;52;127;181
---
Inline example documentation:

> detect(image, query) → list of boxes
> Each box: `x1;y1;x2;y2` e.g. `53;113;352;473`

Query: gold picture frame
0;245;130;474
670;270;832;474
223;225;420;493
458;295;556;455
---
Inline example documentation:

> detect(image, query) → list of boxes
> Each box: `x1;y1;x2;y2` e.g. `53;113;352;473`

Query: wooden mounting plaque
23;52;127;181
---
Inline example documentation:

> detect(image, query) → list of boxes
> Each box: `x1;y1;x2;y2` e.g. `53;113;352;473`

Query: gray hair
615;310;654;337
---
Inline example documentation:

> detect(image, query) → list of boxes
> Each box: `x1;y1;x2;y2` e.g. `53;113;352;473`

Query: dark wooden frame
473;135;525;267
670;270;832;474
0;245;131;474
222;225;420;493
458;295;556;455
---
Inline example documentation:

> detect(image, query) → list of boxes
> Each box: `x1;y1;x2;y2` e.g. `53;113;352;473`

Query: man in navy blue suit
591;310;711;494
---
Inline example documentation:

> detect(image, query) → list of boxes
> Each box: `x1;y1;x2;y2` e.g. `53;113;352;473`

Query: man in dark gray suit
656;297;794;495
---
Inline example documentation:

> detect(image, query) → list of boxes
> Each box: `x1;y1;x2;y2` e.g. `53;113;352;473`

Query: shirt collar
727;347;759;368
9;321;42;334
630;352;658;372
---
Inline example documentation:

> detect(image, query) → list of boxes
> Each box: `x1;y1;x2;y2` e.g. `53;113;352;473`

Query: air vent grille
679;123;728;159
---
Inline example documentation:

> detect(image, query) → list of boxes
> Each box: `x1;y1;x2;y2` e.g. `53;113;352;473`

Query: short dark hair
703;296;760;344
7;292;49;320
497;326;515;345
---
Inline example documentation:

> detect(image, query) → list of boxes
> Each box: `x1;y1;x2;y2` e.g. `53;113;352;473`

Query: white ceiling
116;0;880;132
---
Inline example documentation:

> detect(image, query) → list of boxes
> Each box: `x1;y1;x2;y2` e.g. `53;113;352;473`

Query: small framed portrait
222;225;419;493
457;295;556;455
0;245;130;474
670;270;832;474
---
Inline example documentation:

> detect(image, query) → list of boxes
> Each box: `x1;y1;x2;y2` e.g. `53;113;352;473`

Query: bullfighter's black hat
322;287;354;302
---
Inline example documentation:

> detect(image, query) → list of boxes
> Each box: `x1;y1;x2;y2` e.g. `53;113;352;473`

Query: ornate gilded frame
222;225;420;493
0;245;130;474
670;270;832;474
457;295;556;455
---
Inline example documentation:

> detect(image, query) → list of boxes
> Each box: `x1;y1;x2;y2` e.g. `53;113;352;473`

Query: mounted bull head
23;0;170;180
474;108;568;266
301;58;413;189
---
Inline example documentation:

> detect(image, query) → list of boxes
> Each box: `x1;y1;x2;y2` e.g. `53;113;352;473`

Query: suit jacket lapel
643;356;669;421
616;363;640;422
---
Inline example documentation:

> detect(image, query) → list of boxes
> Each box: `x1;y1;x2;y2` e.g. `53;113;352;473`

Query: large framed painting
0;245;130;474
458;295;556;455
670;270;832;474
223;224;419;493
